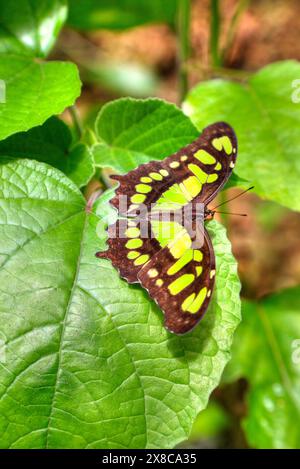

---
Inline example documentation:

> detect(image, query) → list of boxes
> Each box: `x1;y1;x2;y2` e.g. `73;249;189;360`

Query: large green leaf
0;117;94;188
0;0;67;57
67;0;178;30
224;288;300;448
93;98;199;173
0;56;81;141
0;159;241;448
184;61;300;210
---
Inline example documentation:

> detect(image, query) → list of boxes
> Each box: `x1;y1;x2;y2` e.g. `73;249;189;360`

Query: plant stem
210;0;222;68
177;0;191;104
221;0;250;63
69;105;83;139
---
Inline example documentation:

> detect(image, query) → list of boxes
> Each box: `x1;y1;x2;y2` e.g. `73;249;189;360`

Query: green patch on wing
150;220;188;247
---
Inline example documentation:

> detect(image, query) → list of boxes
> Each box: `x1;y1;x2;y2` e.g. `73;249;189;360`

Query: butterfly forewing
110;122;237;216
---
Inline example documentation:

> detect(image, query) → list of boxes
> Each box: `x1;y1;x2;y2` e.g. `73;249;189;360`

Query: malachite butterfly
97;122;237;334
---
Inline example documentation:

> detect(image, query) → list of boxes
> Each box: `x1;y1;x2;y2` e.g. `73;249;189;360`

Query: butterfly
97;122;237;334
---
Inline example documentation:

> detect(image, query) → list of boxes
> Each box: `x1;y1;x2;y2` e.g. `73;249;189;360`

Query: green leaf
93;97;199;173
67;0;178;30
0;56;81;141
224;288;300;448
0;117;94;188
0;0;67;57
184;60;300;211
222;171;249;191
0;161;241;448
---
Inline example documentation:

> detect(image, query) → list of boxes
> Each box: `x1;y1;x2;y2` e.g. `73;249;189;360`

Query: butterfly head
204;209;216;221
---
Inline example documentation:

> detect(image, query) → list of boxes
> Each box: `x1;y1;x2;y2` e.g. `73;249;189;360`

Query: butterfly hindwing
138;224;215;334
110;122;237;215
96;218;160;283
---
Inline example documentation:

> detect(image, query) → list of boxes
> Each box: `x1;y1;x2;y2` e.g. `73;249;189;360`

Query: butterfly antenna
214;210;247;217
211;186;254;210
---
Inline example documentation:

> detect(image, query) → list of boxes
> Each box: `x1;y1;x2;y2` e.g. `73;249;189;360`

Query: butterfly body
97;122;237;334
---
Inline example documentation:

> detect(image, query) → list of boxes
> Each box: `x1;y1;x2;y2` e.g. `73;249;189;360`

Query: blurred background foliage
1;0;300;449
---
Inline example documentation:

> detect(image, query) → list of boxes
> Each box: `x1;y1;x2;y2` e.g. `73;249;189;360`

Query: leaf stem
177;0;191;104
69;105;83;139
210;0;222;68
86;188;103;213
